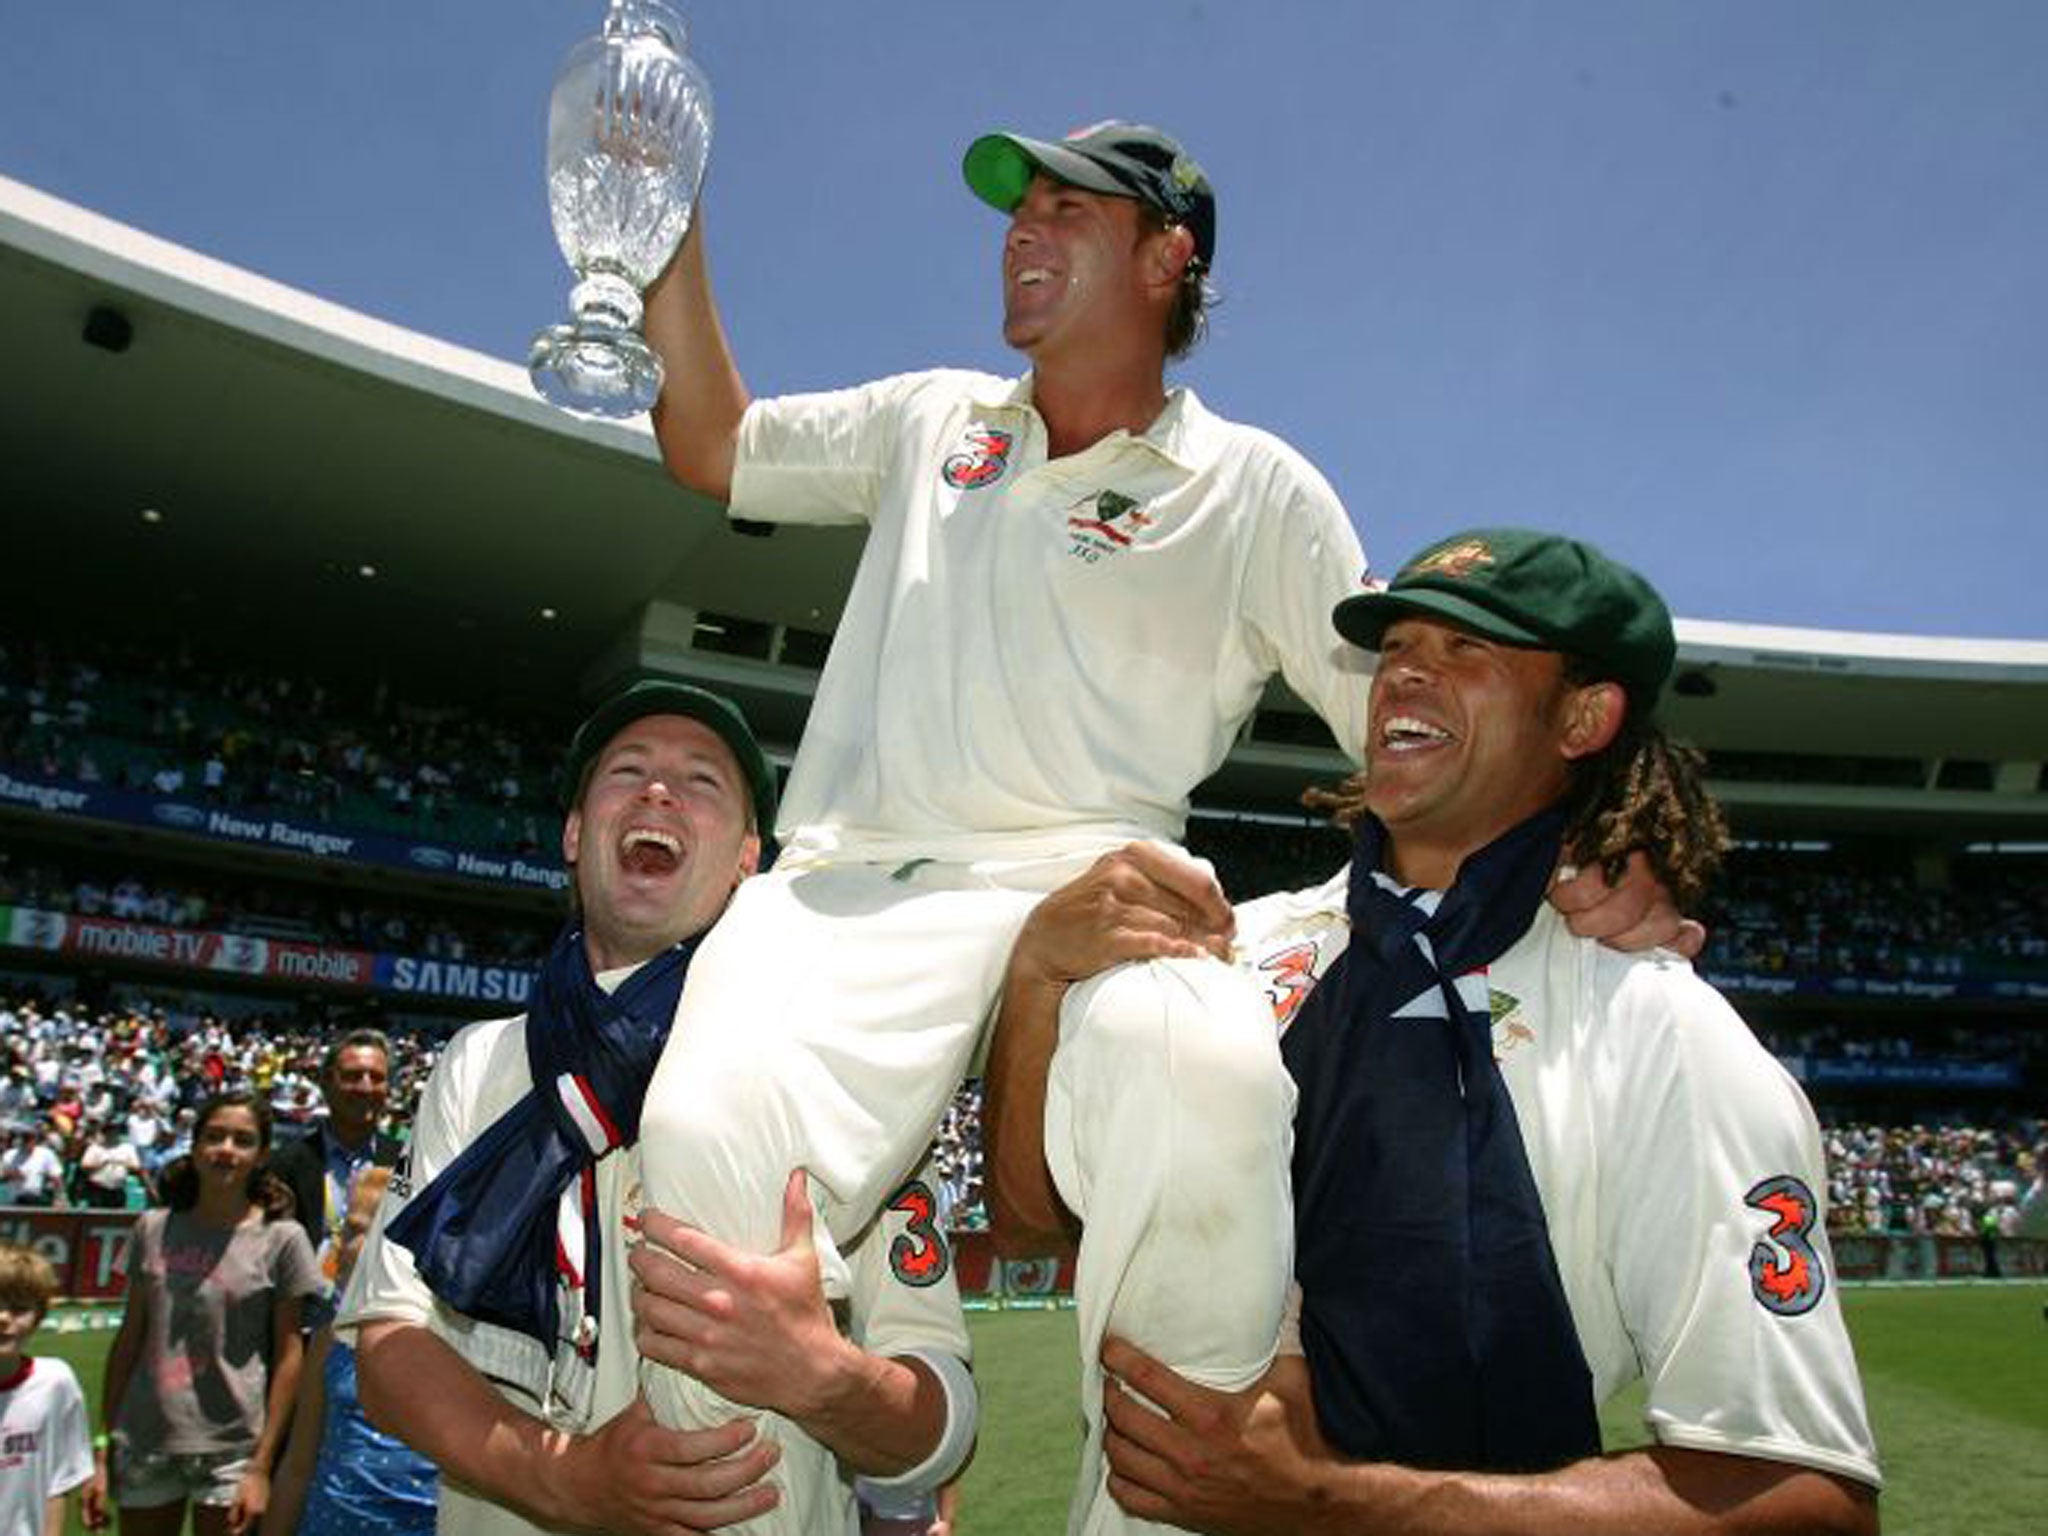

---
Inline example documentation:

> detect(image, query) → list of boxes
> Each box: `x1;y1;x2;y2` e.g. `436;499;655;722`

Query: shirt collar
968;373;1037;415
593;963;638;996
971;373;1210;473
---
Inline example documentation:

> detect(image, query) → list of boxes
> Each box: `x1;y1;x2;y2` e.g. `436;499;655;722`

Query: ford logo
153;803;207;830
408;846;456;870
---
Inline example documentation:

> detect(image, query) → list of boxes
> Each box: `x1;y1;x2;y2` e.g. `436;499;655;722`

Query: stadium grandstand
3;172;2045;1299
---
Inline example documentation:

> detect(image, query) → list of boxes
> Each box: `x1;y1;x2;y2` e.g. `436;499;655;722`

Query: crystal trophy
529;0;712;418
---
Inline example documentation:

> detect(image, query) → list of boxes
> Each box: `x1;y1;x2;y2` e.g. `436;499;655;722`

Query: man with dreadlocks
988;529;1880;1536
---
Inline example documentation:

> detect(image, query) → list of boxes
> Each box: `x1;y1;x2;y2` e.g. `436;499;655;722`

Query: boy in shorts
0;1242;96;1535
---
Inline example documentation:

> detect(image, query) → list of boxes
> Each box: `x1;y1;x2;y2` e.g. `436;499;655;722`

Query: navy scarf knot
1281;809;1599;1472
386;925;696;1349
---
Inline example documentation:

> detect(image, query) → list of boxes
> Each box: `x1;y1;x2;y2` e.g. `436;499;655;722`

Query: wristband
93;1433;110;1450
856;1348;977;1494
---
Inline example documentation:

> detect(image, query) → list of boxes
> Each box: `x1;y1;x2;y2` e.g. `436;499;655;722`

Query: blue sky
4;2;2043;639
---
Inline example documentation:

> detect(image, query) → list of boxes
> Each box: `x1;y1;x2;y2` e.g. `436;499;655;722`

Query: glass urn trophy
529;0;712;418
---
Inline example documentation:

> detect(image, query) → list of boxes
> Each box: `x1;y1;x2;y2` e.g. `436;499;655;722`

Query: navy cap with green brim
560;678;777;828
1331;528;1677;708
963;121;1216;268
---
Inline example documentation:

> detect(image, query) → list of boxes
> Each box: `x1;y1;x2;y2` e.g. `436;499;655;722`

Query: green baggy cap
1332;528;1676;707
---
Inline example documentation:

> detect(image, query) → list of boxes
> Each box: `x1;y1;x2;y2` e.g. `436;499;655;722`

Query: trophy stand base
529;322;664;419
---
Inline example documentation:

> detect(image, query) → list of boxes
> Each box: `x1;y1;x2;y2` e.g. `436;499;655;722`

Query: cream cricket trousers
1049;957;1297;1536
634;854;1067;1535
634;857;1292;1536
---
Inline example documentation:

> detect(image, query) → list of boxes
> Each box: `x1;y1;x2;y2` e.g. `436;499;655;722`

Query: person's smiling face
1000;174;1161;361
1364;617;1595;887
324;1044;389;1143
562;714;761;972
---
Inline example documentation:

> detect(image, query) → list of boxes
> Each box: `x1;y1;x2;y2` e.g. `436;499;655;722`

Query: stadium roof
5;174;2045;837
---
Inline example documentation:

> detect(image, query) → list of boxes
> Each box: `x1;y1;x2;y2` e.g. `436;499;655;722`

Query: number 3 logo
1744;1174;1826;1316
887;1178;950;1288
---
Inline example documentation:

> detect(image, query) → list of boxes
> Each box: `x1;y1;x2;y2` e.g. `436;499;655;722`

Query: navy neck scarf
1281;809;1599;1472
386;924;695;1349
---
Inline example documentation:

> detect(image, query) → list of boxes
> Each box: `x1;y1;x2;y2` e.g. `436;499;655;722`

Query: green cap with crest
1332;528;1676;708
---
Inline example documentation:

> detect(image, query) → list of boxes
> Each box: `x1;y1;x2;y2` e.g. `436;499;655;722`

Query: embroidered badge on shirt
1489;987;1535;1057
941;428;1013;490
1066;490;1156;562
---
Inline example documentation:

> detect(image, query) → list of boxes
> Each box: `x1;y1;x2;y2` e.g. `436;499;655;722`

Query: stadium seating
5;640;2043;1260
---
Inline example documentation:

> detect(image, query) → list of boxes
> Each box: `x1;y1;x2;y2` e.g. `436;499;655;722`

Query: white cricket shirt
732;370;1373;862
1235;870;1882;1488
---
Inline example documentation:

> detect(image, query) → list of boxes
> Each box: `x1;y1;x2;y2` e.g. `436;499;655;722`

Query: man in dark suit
269;1026;403;1322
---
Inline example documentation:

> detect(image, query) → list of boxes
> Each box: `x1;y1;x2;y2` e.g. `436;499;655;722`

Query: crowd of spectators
1760;1019;2046;1071
933;1084;986;1229
0;984;1000;1225
7;983;2044;1250
0;847;553;969
1821;1120;2046;1240
0;988;441;1210
1698;848;2048;979
1185;820;2048;981
7;634;2047;1245
8;634;2048;980
1;634;569;855
1761;1024;2048;1081
13;824;2048;993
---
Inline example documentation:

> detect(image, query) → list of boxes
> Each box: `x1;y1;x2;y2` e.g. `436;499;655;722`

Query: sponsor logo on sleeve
885;1178;950;1288
1745;1174;1827;1316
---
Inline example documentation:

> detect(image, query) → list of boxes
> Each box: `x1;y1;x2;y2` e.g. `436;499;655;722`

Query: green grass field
40;1283;2048;1534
